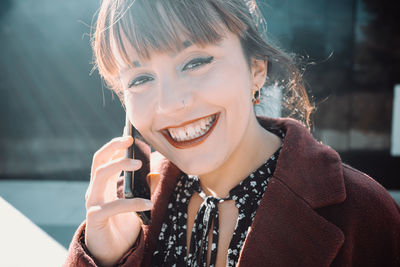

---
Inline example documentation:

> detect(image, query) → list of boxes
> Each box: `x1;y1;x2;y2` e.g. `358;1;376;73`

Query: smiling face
117;30;262;175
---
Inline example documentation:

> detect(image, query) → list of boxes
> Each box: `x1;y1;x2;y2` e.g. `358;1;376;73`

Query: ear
250;57;268;89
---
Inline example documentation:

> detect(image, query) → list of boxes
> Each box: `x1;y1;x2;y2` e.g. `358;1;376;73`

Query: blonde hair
92;0;314;127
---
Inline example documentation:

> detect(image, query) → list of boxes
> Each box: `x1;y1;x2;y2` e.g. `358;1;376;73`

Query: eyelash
182;56;214;71
128;56;214;88
128;76;154;88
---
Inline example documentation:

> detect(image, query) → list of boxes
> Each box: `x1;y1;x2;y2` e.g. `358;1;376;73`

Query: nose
156;79;194;114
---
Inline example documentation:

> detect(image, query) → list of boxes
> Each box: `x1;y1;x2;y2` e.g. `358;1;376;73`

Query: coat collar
143;117;346;266
257;116;346;209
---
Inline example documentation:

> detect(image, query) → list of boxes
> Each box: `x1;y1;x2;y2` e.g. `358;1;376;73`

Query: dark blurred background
1;0;399;189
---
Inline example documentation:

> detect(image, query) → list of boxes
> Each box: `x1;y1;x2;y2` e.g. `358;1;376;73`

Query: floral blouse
152;129;285;266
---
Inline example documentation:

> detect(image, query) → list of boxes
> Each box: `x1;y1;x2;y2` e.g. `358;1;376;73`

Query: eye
182;56;214;71
128;75;154;88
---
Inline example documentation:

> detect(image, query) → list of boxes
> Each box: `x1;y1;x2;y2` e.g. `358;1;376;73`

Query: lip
159;112;220;130
160;112;220;149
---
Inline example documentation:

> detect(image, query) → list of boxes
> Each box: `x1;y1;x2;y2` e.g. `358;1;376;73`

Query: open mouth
160;112;220;149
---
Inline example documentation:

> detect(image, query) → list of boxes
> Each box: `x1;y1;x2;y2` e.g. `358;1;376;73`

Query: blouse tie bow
187;191;231;267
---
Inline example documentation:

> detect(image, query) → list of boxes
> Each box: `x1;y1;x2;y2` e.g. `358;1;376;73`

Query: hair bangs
111;1;236;69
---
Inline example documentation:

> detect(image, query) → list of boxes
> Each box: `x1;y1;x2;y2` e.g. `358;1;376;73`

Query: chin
172;153;226;176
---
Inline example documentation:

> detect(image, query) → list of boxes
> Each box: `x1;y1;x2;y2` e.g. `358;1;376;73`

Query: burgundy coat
65;117;400;267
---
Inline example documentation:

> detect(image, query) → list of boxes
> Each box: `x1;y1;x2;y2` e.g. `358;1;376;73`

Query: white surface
0;197;67;267
392;85;400;156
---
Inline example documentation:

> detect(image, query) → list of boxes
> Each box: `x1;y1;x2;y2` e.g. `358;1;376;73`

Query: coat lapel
237;177;345;266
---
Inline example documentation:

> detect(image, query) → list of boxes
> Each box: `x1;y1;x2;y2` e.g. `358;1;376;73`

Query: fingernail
130;159;142;167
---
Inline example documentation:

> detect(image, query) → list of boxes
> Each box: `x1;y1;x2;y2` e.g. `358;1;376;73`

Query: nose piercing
182;99;186;109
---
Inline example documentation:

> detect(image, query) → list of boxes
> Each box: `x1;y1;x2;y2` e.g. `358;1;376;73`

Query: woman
65;0;400;266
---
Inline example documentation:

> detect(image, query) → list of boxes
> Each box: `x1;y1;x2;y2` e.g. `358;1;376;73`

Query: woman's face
117;31;262;175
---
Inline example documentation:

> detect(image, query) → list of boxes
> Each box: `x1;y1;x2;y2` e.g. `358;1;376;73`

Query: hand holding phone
85;132;152;266
124;114;151;225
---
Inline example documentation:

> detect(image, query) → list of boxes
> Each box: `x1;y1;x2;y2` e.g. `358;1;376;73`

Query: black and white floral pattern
152;129;285;266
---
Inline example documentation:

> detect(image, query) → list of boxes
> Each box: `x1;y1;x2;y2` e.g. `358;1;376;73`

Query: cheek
192;66;252;144
124;91;155;136
193;63;252;109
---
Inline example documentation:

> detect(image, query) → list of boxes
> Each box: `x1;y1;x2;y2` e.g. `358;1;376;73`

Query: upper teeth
168;114;216;142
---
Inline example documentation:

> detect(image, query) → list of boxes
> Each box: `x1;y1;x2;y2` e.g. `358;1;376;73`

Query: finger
85;150;127;201
95;158;142;185
110;148;126;161
91;136;133;177
85;149;130;200
86;157;142;206
86;137;133;202
87;198;153;223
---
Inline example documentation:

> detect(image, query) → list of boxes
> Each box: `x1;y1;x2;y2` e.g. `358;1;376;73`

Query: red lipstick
160;112;220;149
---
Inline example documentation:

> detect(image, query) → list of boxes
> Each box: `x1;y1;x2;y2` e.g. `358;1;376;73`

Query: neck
198;115;282;198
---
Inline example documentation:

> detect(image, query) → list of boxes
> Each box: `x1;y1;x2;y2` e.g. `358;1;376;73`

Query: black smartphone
124;114;151;225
